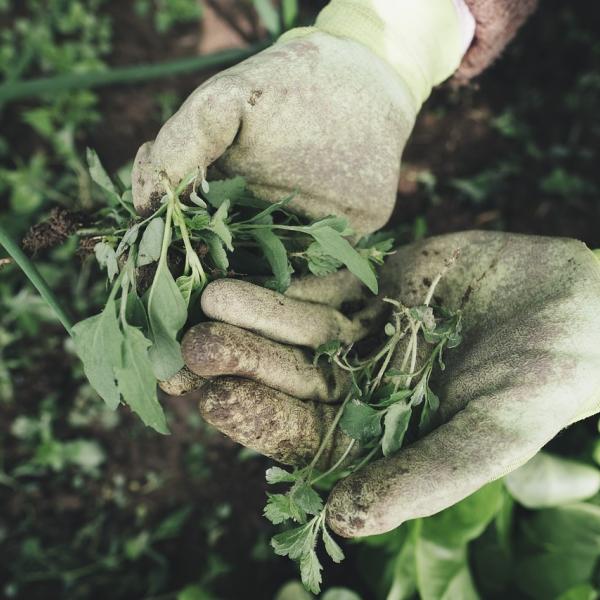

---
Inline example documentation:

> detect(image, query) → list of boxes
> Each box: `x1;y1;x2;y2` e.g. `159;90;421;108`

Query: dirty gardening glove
132;0;474;235
177;231;600;537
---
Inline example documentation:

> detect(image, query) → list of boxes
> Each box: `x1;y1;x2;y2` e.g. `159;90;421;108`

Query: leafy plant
263;257;463;593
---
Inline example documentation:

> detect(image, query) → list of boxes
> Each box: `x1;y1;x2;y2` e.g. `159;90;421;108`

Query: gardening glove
174;231;600;537
132;0;475;235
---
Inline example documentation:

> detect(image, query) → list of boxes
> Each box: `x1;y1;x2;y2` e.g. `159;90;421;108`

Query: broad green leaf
505;452;600;508
556;584;598;600
266;466;296;484
204;176;246;208
291;482;323;516
126;290;149;332
321;589;361;600
137;217;165;266
308;226;378;294
251;228;292;292
422;481;504;547
146;262;187;380
115;324;168;434
322;526;345;563
300;549;323;595
382;402;411;456
523;503;600;557
515;552;596;600
340;399;383;443
416;538;479;600
386;524;417;600
72;299;123;410
94;242;118;281
209;199;233;251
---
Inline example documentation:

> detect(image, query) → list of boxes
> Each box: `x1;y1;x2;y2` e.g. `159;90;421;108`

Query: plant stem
0;223;73;335
311;440;356;486
0;43;268;104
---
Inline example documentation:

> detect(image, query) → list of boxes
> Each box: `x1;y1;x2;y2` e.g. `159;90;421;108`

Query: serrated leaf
322;526;344;563
382;402;412;456
292;482;323;516
305;242;343;277
251;228;292;293
94;242;118;282
300;549;323;594
339;399;383;443
307;226;378;294
137;217;164;266
115;325;168;434
266;466;297;484
204;176;246;208
271;521;314;559
146;262;187;380
209;199;233;251
264;493;294;525
72;299;123;410
188;211;211;230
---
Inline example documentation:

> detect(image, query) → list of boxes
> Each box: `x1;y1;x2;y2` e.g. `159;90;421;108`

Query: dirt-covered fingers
182;322;350;402
201;279;380;349
132;77;244;215
158;367;207;396
198;376;355;467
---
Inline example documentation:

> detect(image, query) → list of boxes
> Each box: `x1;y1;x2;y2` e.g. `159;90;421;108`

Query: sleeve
456;0;539;81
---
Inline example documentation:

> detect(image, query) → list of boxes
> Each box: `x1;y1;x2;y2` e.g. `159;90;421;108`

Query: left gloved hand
169;231;600;537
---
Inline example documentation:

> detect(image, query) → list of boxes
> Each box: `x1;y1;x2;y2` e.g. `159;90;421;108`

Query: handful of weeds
72;151;393;433
263;258;462;593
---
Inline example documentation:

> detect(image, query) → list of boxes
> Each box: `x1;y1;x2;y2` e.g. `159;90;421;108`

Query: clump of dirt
22;207;84;256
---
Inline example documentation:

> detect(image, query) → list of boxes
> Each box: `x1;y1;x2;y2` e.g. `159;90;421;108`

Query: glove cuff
280;0;465;108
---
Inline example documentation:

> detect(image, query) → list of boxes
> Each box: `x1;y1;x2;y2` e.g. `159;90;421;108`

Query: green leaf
200;231;229;271
306;216;352;235
291;482;323;516
126;290;149;332
415;538;479;600
188;211;211;230
504;452;600;508
146;262;187;380
340;399;383;443
94;242;118;282
556;584;598;600
209;199;233;251
422;481;504;547
282;0;298;28
419;386;440;435
115;324;168;434
409;376;427;406
137;217;165;267
204;176;246;208
322;525;344;563
266;466;296;484
116;224;140;257
253;0;280;35
300;549;323;595
313;340;342;365
264;493;293;525
251;228;292;293
72;299;123;410
307;226;378;294
87;148;118;198
382;402;411;456
387;523;418;600
305;242;343;277
271;521;314;559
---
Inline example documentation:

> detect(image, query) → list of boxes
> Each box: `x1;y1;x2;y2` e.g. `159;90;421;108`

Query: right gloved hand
132;0;470;235
173;231;600;538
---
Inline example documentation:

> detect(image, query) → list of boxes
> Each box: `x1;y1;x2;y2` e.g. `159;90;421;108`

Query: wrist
282;0;470;109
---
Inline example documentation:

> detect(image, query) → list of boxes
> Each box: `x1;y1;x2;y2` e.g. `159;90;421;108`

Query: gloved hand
131;0;471;235
171;231;600;537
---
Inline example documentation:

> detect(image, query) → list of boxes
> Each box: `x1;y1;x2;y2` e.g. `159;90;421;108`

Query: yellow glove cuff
280;0;464;109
